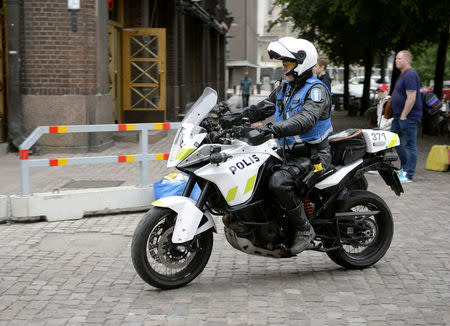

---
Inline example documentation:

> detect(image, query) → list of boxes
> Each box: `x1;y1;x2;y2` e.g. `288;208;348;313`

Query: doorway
122;28;166;122
109;1;166;123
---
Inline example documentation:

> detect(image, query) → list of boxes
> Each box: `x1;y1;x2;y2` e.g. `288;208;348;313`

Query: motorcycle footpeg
306;241;321;251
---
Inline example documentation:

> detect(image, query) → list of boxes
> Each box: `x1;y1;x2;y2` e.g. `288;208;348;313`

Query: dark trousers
242;94;250;108
268;145;332;210
268;156;311;210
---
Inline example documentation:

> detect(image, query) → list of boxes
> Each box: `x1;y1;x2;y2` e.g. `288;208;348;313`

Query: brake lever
215;102;232;118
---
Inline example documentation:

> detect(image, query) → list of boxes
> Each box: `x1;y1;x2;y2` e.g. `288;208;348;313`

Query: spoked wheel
326;190;394;269
131;207;213;289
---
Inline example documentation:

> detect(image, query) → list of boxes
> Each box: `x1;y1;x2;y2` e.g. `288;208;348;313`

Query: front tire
326;190;394;269
131;207;213;289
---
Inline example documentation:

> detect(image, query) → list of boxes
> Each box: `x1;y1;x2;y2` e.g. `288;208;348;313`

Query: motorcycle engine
222;202;288;257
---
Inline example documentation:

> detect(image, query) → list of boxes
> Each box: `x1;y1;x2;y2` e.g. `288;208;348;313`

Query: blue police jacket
274;77;333;146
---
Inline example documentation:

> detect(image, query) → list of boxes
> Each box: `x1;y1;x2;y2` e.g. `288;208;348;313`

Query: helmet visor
282;61;296;70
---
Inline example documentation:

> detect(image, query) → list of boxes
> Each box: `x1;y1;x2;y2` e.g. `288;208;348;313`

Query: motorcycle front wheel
326;190;394;269
131;207;213;289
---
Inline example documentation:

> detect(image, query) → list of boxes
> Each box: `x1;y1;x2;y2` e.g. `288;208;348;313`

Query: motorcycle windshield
167;87;217;167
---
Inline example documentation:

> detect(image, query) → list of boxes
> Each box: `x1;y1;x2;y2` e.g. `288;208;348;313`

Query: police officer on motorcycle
226;37;333;254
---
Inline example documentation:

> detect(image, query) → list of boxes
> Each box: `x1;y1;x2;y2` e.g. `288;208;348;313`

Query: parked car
332;76;384;99
440;80;450;101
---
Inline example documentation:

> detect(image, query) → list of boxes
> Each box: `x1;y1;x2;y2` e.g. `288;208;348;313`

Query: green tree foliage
274;0;449;113
412;42;450;85
273;0;365;115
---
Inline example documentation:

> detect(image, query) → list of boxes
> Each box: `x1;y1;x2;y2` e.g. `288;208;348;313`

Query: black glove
247;123;275;146
256;123;277;138
220;112;244;129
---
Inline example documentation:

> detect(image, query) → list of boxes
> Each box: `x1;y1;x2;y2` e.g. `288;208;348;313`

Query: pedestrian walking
390;50;422;183
240;72;253;108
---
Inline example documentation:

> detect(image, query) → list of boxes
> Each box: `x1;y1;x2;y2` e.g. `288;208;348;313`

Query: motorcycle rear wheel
326;190;393;269
131;207;213;289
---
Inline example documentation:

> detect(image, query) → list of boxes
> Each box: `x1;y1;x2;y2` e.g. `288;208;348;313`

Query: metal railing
19;123;180;196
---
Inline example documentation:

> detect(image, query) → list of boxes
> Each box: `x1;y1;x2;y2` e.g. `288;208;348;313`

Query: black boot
286;204;315;255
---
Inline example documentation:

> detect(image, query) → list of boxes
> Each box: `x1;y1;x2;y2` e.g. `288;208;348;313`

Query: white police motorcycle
131;88;403;289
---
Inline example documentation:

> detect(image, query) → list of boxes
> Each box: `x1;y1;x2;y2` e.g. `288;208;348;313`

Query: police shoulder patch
310;88;322;102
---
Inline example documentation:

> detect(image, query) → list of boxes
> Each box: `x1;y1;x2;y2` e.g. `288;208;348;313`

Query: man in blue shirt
240;72;253;108
390;50;422;183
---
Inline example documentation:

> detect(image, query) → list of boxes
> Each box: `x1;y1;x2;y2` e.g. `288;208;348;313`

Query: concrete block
10;185;154;222
22;95;89;149
22;94;114;153
0;195;8;222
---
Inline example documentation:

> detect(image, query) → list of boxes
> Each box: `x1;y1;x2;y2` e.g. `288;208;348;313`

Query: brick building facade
18;0;111;151
3;0;231;151
22;1;99;96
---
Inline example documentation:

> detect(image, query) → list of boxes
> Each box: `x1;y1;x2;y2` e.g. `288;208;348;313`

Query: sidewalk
227;92;272;109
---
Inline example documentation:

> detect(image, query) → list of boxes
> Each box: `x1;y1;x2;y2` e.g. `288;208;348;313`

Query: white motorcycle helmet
267;37;318;78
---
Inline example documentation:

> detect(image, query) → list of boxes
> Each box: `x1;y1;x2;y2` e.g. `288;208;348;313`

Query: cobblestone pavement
1;96;449;325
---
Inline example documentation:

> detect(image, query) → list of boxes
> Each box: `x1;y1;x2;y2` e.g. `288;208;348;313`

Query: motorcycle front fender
152;196;216;243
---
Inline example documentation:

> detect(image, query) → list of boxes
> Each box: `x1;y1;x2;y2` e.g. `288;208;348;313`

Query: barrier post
17;122;181;197
20;160;30;196
139;127;149;186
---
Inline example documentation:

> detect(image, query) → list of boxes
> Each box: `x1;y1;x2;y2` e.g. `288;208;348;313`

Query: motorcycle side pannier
329;129;366;165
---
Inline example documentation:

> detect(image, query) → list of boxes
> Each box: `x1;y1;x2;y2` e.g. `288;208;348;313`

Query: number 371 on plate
370;131;387;141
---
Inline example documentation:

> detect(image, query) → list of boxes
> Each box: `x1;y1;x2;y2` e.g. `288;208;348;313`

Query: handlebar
202;106;273;146
215;125;272;146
